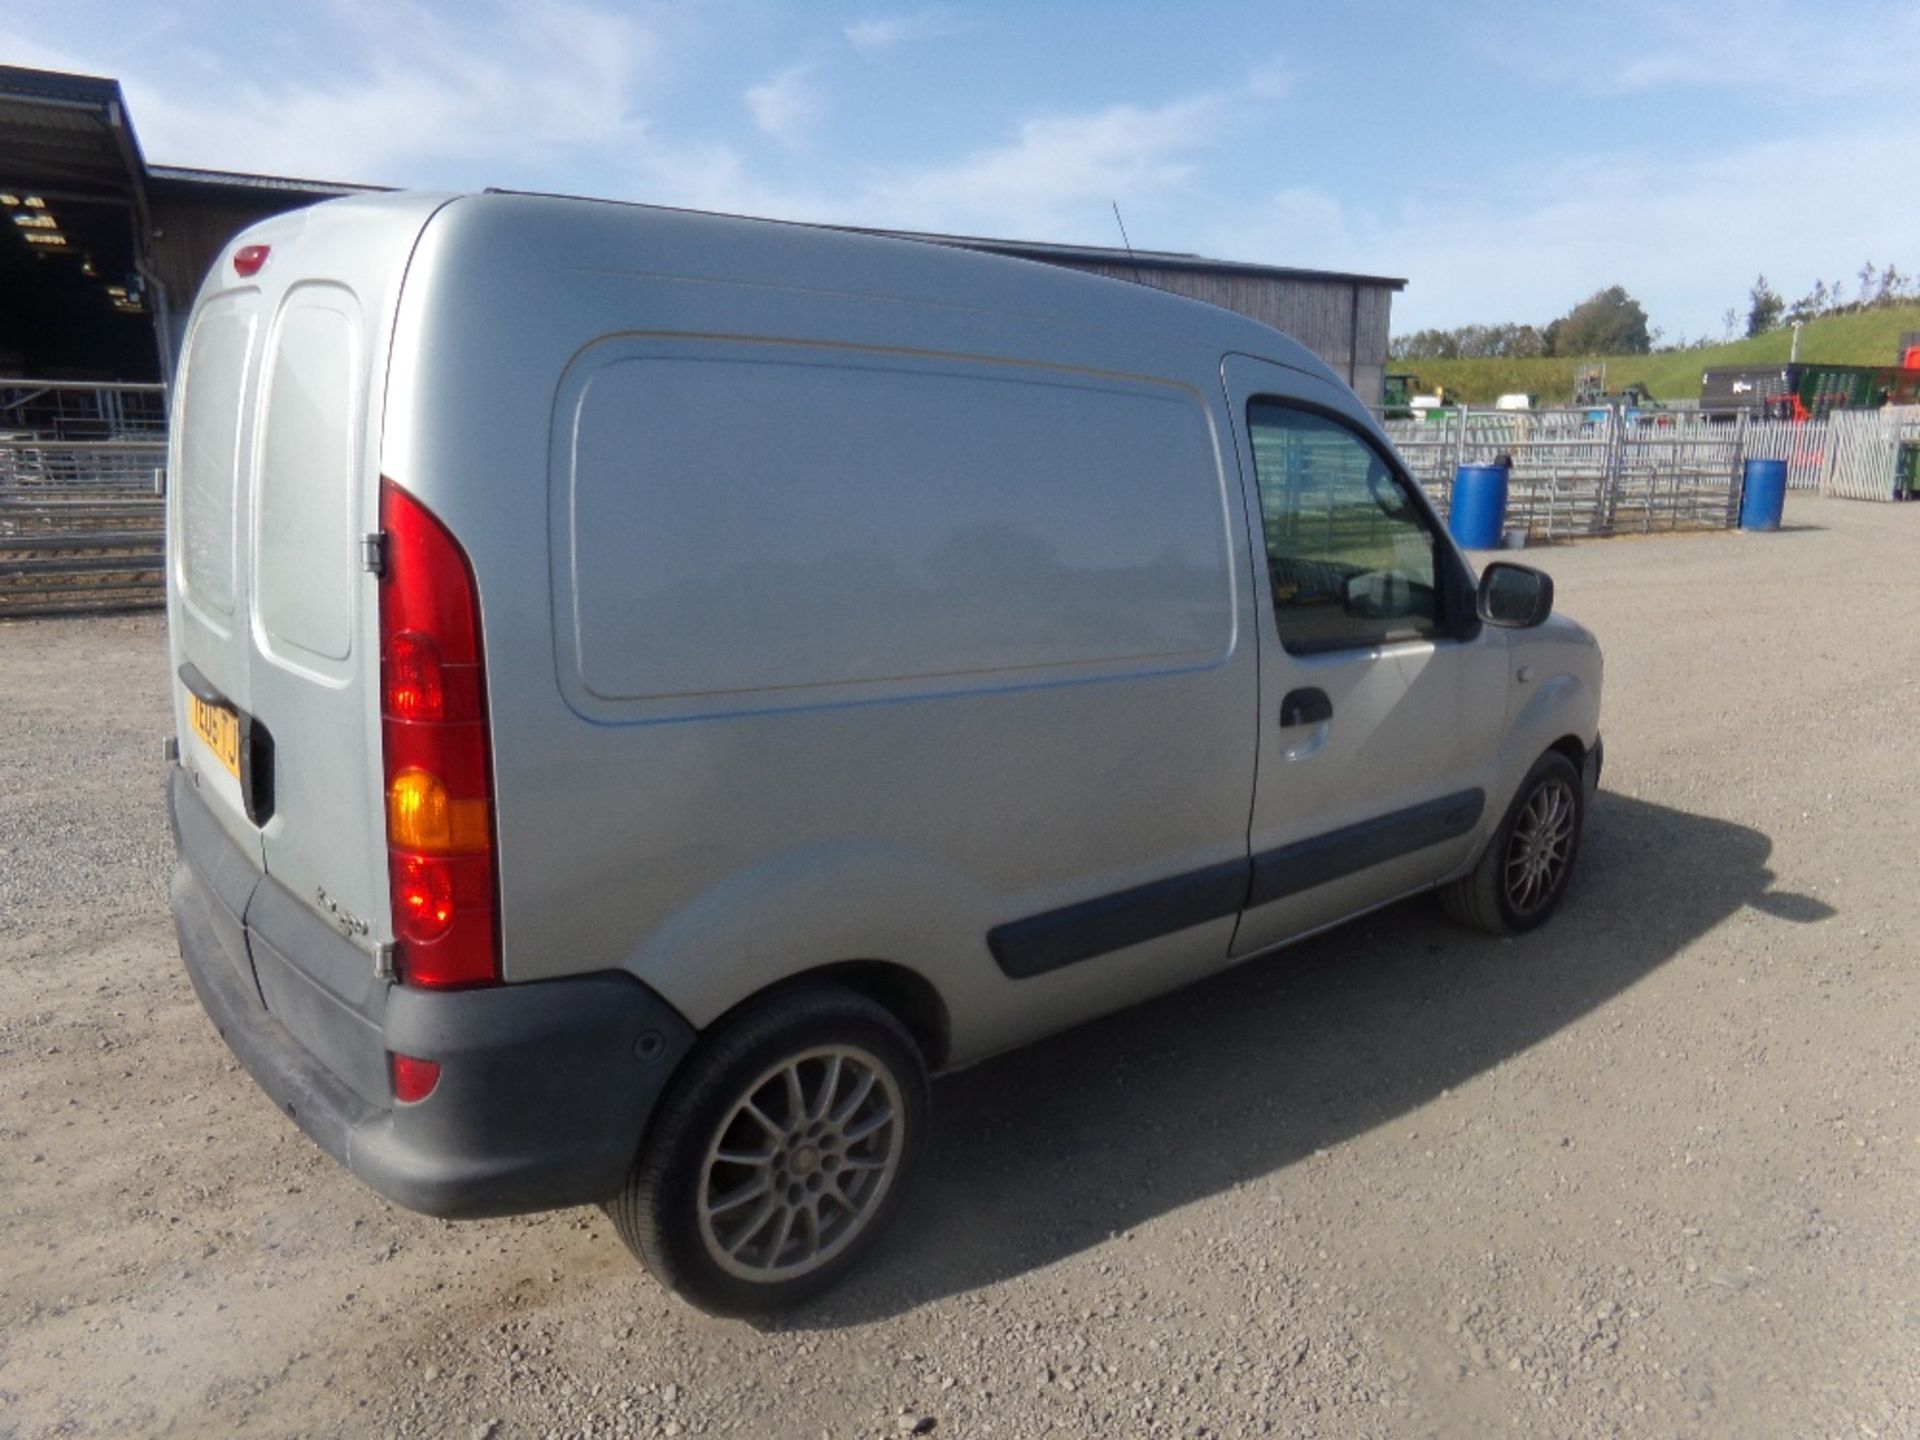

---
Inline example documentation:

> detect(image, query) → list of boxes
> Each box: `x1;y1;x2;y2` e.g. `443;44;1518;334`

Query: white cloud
652;72;1292;237
858;94;1229;238
29;0;665;187
1205;185;1358;271
844;10;970;56
0;26;104;78
1481;0;1920;102
744;65;823;148
3;2;837;223
1;12;1291;252
849;58;1295;242
1243;60;1292;103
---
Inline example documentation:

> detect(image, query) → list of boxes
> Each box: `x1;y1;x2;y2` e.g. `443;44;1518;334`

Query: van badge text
314;886;371;939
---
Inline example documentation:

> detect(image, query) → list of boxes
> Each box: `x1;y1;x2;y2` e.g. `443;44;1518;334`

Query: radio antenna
1111;201;1148;286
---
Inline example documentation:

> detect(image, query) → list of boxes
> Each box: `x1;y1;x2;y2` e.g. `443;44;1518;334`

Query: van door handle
1280;688;1332;728
178;661;231;709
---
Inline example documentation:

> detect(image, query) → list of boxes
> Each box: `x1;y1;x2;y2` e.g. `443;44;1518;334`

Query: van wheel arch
1548;734;1587;772
802;961;950;1072
688;961;951;1073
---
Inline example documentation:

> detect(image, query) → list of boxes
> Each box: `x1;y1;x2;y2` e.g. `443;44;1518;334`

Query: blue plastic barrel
1738;458;1787;531
1449;464;1509;549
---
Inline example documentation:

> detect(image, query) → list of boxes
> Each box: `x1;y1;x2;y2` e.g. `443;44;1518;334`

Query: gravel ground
2;494;1917;1440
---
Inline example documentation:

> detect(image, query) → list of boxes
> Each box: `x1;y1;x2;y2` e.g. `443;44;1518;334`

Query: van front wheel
605;981;929;1316
1439;750;1585;935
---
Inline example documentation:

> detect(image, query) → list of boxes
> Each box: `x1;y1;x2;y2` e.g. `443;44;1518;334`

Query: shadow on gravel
778;792;1831;1329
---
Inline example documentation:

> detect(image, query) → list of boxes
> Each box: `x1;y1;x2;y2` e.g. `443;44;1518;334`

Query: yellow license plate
187;691;242;780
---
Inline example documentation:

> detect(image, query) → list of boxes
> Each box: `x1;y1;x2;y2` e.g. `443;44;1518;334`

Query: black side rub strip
989;788;1485;979
1247;788;1483;908
988;859;1249;980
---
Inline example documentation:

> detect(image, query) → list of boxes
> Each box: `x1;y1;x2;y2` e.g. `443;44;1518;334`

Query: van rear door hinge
360;531;387;576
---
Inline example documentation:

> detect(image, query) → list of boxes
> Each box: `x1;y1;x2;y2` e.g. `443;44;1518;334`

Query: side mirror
1477;562;1554;628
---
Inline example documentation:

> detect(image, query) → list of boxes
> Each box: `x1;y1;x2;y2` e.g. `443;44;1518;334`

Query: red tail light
391;1053;441;1104
379;479;499;989
233;243;270;277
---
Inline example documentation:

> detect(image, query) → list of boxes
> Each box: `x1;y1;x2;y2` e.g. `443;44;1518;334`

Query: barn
0;63;1403;402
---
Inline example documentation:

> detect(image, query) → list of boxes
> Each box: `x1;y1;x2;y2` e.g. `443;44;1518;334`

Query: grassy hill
1397;304;1920;405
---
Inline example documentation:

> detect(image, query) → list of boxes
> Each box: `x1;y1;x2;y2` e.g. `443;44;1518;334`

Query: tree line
1738;261;1915;340
1392;260;1915;361
1392;287;1647;360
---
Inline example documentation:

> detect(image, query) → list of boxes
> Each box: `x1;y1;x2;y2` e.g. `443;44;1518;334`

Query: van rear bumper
167;767;696;1219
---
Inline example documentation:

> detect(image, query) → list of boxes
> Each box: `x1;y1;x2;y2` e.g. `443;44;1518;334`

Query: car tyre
605;980;929;1317
1440;750;1586;936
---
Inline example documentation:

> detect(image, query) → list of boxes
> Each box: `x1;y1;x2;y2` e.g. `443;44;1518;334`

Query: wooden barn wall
1043;260;1395;406
1352;285;1393;410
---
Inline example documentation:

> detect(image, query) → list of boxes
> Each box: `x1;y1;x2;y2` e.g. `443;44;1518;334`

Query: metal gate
1821;407;1920;500
1382;408;1747;540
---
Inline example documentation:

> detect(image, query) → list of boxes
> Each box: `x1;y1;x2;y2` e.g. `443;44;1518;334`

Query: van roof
474;187;1403;289
363;189;1345;389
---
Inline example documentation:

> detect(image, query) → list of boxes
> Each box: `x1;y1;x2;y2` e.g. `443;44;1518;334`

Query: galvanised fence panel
1378;406;1821;540
1610;418;1745;533
1822;407;1920;500
1741;417;1830;491
1;380;168;617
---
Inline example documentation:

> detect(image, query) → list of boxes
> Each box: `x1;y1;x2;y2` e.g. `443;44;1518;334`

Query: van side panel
384;196;1269;1064
557;344;1232;712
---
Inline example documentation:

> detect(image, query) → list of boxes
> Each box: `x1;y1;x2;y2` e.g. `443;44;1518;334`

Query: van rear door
168;194;453;953
170;279;267;865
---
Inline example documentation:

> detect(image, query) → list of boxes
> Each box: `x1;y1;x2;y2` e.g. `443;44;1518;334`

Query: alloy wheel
696;1046;905;1282
1504;776;1577;915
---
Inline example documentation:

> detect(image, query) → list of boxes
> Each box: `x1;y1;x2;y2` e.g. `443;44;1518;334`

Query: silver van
165;191;1602;1315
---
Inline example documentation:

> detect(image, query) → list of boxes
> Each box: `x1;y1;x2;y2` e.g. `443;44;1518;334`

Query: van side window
1245;401;1443;654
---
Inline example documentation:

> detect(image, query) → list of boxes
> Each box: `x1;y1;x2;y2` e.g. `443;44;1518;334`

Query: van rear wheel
1439;750;1585;935
605;981;928;1317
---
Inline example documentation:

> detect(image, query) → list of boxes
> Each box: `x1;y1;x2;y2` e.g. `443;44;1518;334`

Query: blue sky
7;0;1917;340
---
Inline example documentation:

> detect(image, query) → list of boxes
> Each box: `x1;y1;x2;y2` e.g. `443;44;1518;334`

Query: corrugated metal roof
145;164;384;199
0;65;125;108
0;96;112;134
0;67;145;198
